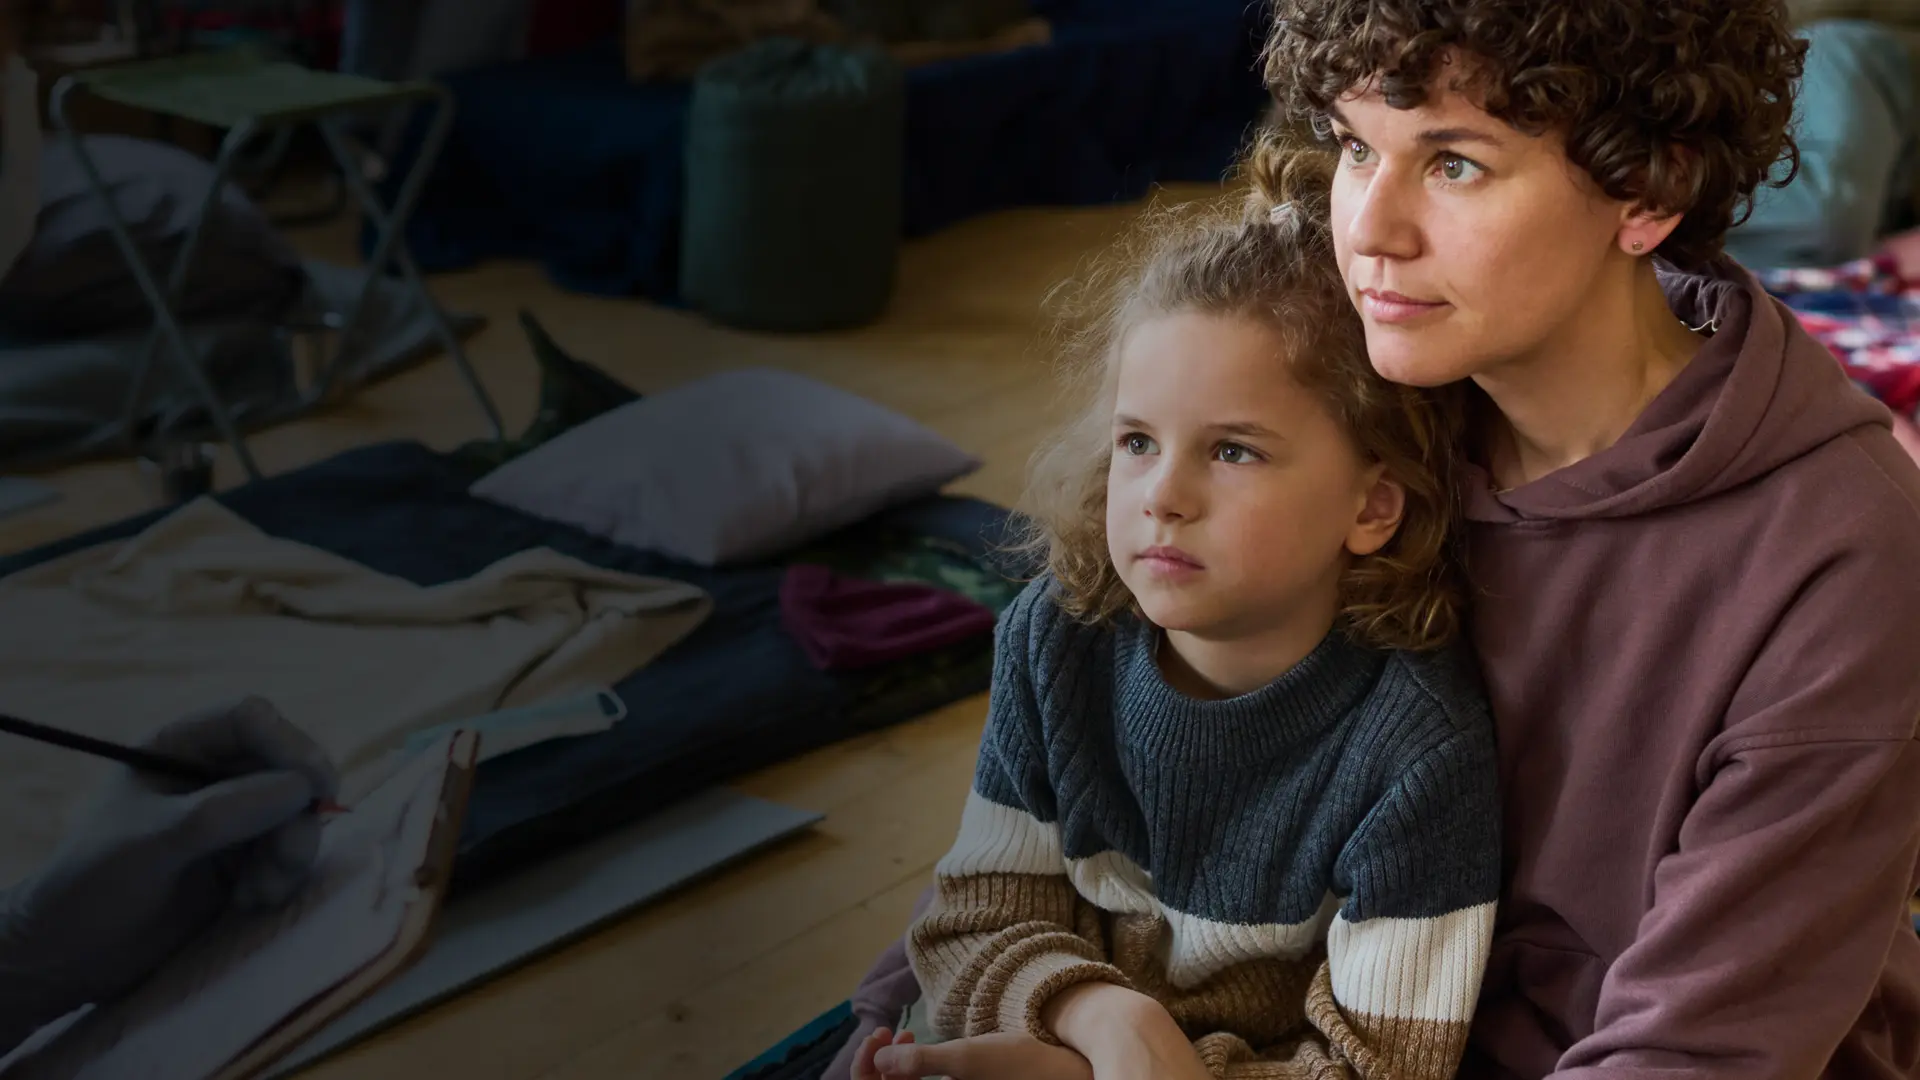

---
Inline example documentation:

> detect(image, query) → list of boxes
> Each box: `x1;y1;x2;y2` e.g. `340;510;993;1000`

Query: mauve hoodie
1459;258;1920;1079
826;258;1920;1080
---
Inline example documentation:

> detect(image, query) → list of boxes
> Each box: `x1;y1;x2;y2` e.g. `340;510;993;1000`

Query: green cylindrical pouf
681;38;906;332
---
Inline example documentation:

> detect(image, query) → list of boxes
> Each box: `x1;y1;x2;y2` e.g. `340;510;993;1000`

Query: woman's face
1326;78;1632;388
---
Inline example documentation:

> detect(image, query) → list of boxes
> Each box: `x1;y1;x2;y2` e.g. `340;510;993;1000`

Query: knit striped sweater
906;577;1503;1079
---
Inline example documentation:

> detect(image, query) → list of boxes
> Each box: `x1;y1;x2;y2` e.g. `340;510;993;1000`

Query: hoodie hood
1462;255;1892;522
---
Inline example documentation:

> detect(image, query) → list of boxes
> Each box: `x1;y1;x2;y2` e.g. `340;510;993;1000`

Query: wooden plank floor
0;182;1225;1079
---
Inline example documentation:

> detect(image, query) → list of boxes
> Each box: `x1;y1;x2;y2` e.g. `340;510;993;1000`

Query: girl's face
1105;311;1402;642
1326;79;1630;388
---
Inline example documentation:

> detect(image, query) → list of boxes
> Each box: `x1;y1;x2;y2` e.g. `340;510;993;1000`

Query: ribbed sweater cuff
979;941;1133;1044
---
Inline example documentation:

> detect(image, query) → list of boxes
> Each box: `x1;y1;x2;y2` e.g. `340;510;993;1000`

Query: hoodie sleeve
1552;532;1920;1079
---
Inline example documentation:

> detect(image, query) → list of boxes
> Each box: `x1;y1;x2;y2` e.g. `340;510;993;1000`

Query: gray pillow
469;367;982;565
0;135;306;340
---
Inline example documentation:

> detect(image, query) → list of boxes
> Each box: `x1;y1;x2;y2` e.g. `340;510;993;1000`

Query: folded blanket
0;497;712;884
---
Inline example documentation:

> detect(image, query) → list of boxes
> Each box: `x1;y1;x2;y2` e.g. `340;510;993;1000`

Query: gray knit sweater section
974;575;1503;928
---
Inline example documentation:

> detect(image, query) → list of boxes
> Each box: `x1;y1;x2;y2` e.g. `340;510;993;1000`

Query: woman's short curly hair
1262;0;1810;269
1016;187;1468;652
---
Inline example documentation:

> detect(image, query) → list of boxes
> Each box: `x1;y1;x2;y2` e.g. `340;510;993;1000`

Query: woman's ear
1347;466;1405;558
1618;206;1686;257
1617;145;1692;256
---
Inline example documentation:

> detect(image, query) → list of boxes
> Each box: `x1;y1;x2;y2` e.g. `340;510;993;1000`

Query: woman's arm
1553;744;1920;1079
1551;546;1920;1078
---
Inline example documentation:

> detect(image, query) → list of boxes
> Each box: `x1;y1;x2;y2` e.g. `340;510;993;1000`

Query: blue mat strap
727;1000;855;1080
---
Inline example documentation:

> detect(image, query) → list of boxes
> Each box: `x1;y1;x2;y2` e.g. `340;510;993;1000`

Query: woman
836;1;1920;1077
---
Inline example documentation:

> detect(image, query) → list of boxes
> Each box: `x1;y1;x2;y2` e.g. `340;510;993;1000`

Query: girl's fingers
853;1027;891;1080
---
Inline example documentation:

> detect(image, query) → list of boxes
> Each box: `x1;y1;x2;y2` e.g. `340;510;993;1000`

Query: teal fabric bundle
680;38;906;331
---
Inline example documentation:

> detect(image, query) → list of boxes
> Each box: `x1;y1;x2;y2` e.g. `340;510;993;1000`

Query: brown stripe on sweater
914;871;1473;1078
1104;913;1322;1051
1305;961;1471;1080
914;870;1346;1055
911;870;1123;1039
1193;1029;1355;1079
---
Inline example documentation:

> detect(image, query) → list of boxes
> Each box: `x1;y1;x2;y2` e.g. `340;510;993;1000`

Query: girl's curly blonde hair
1014;132;1468;652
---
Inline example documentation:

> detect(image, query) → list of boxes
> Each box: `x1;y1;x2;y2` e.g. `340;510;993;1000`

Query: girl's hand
871;1031;1095;1080
853;1027;916;1080
1041;983;1215;1080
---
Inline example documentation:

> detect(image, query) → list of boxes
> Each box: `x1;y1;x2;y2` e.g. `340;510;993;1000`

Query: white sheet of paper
334;688;625;807
3;742;454;1080
401;687;625;763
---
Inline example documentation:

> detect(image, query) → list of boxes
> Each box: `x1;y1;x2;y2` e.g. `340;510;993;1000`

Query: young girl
853;192;1502;1080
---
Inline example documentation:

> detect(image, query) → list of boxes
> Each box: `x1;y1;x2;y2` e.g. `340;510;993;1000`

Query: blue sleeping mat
379;0;1270;297
0;440;1019;894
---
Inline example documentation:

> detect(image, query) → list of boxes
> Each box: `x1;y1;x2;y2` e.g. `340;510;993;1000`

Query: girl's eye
1120;433;1156;455
1437;155;1485;183
1342;138;1372;165
1216;442;1257;464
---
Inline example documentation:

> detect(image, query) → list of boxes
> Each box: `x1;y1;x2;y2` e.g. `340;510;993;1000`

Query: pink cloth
779;564;996;672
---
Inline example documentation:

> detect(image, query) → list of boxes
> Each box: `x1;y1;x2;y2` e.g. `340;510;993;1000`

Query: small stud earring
1631;241;1645;253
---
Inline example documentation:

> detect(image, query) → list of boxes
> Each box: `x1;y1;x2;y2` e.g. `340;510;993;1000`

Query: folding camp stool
48;47;506;481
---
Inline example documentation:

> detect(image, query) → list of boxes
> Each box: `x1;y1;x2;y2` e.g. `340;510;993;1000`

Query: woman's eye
1216;443;1255;464
1437;155;1484;183
1120;433;1156;455
1343;138;1372;165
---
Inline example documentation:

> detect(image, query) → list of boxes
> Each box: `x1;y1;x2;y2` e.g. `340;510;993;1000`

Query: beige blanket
0;498;713;883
